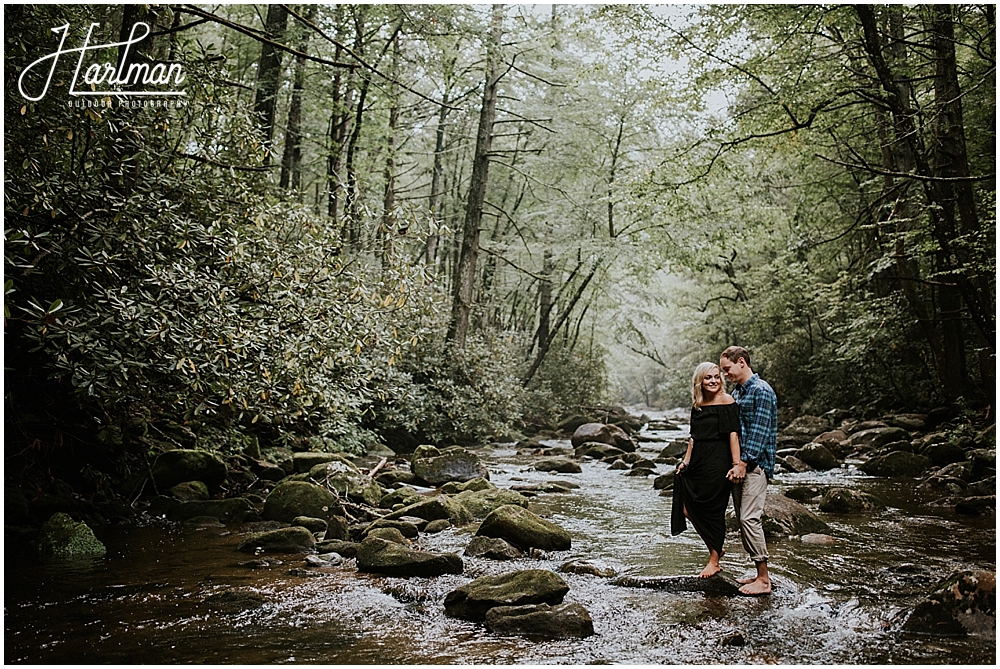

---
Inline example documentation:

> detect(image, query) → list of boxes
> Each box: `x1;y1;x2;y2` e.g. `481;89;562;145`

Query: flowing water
5;414;996;664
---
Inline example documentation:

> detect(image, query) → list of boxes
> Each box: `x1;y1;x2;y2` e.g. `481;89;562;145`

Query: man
720;345;778;596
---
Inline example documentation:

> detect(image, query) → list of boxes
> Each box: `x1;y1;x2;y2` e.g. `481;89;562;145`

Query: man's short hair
721;345;751;368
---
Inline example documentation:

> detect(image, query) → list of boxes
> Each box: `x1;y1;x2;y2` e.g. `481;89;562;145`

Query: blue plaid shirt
732;373;778;478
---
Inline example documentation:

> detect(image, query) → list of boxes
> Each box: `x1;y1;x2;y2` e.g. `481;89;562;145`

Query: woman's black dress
671;403;741;554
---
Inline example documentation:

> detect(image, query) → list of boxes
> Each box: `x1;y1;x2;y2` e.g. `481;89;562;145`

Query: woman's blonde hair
692;362;725;410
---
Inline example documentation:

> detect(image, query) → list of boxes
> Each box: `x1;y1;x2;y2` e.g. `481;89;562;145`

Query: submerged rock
903;570;996;637
355;537;463;577
477;504;571;551
444;569;570;621
38;512;107;559
860;451;933;477
484;602;594;638
611;573;742;597
465;536;523;560
818;488;885;514
237;526;316;554
534;457;582;474
559;560;616;578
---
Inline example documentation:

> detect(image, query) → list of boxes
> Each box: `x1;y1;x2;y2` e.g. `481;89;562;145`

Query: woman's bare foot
738;577;772;596
698;563;721;578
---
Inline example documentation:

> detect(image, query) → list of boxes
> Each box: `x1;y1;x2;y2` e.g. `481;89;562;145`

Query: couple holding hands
671;346;778;596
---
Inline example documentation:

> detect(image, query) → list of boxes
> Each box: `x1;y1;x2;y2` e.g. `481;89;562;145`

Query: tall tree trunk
253;4;288;164
380;33;401;268
447;5;504;348
425;84;453;268
327;6;351;229
280;5;315;193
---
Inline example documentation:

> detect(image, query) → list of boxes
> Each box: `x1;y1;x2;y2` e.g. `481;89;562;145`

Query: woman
671;362;743;578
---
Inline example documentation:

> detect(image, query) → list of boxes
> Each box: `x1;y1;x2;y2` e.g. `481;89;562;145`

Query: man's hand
727;461;747;483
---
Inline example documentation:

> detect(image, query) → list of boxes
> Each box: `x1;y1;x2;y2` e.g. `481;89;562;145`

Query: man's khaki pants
731;467;769;562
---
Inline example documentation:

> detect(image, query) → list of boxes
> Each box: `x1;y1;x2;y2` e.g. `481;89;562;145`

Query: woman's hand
677;460;690;474
726;461;746;483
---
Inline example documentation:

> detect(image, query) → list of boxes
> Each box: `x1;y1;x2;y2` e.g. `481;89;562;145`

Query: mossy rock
167;498;260;523
476;504;571;551
441;477;495;495
383;494;473;526
38;512;107;559
169;480;210;501
444;569;569;621
237;526;317;554
355;537;463;577
453;488;528;519
151;449;228;491
263;481;345;523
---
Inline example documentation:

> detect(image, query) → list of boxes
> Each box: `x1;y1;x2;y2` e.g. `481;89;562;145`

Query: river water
5;415;996;664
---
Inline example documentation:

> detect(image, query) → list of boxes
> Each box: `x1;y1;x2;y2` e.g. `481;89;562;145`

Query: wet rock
151;449;228;491
720;631;746;646
781;455;814;473
728;494;828;537
559;560;616;578
967;449;996;480
848;427;910;451
477;504;571;551
288;567;328;577
365;527;411;545
860;451;933;477
262;481;345;523
534;457;582;474
955;495;995;516
653;470;675;490
556;414;591;435
967;476;996;496
292;516;328;534
355;536;463;577
453;487;528;519
441;477;494;495
611;573;742;596
305;553;343;567
314;539;358;558
575;442;625;460
818;488;885;514
169;480;209;501
237;558;282;569
202;589;267;611
376;469;417;487
890;413;928;431
902;570;996;637
800;533;837;545
485;602;594;638
608;459;629;470
365;518;420;538
289;460;384;507
411;446;490;486
237;526;316;554
444;569;570;621
920;442;967;467
974;424;996;449
37;512;107;559
626;467;656;477
813;429;850;455
795;443;839;471
424;519;451;533
782;415;831;438
379;486;423;510
465;536;523;560
783;485;823;503
658;440;689;459
570;423;635;452
383;494;473;526
167;498;260;524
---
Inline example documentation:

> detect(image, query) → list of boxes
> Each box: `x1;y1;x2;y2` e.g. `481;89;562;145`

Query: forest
5;3;995;498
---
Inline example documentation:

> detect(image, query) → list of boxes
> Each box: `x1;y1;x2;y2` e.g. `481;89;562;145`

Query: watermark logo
18;22;186;102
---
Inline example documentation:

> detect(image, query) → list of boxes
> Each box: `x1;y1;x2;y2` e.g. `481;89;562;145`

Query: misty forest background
4;4;995;498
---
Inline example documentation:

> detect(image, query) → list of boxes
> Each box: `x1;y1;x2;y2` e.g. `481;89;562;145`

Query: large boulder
728;494;829;537
795;443;839;471
575;442;625;460
263;481;345;523
444;569;569;621
355;537;463;577
570;423;635;452
151;449;227;491
237;526;316;554
300;460;383;507
782;415;831;439
477;504;571;551
847;427;910;451
453;488;528;519
484;602;595;638
818;488;884;514
441;477;494;495
167;498;260;523
411;446;489;486
860;451;933;477
291;451;355;474
889;413;928;431
379;486;423;510
534;457;582;474
903;570;995;637
383;494;473;526
37;512;107;559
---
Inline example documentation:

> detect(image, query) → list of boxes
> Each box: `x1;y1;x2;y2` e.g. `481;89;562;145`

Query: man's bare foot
738;578;772;596
736;577;755;584
698;563;722;578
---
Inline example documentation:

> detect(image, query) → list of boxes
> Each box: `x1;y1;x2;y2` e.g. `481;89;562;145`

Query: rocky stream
5;407;996;664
